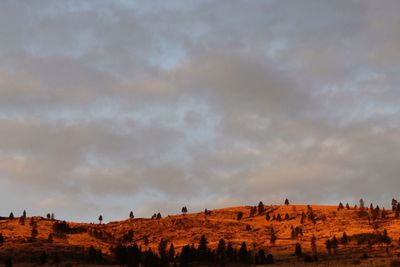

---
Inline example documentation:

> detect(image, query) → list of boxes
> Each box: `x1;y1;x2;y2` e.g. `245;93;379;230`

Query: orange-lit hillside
1;204;400;266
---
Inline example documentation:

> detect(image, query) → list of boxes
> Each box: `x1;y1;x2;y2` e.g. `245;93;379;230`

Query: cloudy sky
1;0;400;222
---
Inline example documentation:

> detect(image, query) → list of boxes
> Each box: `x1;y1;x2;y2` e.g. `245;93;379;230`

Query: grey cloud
0;0;400;221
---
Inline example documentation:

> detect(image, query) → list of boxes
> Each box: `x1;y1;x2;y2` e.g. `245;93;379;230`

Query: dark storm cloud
0;0;399;221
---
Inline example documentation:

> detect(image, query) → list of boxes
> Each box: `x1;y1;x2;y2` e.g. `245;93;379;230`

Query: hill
1;203;400;266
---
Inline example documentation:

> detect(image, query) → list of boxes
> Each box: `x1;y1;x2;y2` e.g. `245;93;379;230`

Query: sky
1;0;400;222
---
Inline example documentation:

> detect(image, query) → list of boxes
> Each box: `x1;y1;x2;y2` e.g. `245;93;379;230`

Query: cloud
0;0;399;221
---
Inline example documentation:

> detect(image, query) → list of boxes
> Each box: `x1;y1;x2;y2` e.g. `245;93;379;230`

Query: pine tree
300;212;306;224
216;238;226;264
311;235;317;258
325;239;332;255
22;210;26;219
181;206;188;215
270;228;277;244
168;243;175;262
359;198;365;210
226;242;234;262
340;232;349;246
285;213;290;220
392;198;398;211
98;215;103;224
238;242;248;263
197;235;208;261
158;238;168;264
249;206;256;217
258;201;265;214
129;211;134;219
9;213;14;220
285;198;290;205
338;202;344;210
332;235;338;254
295;243;302;257
346;203;350;209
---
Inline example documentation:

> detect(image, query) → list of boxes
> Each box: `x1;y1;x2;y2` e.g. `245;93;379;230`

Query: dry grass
1;204;400;265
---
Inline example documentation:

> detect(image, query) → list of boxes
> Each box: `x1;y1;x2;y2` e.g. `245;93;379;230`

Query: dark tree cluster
249;206;257;217
151;213;162;220
113;235;274;267
325;235;339;255
290;225;303;240
350;230;391;246
52;221;70;234
181;206;188;215
87;245;103;263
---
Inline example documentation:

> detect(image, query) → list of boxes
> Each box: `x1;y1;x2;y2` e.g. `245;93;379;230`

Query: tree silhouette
295;243;302;257
31;222;38;240
258;201;265;214
392;198;398;211
325;239;332;255
341;232;348;246
238;242;248;263
98;215;103;224
216;238;226;264
129;211;134;219
311;235;317;258
168;243;175;262
359;198;365;210
158;238;168;265
19;216;25;225
270;228;277;244
197;235;209;261
9;212;14;220
249;206;257;217
181;206;188;215
285;198;290;205
331;236;338;254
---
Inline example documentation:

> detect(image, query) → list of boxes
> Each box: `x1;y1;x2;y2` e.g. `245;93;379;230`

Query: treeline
113;235;274;267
